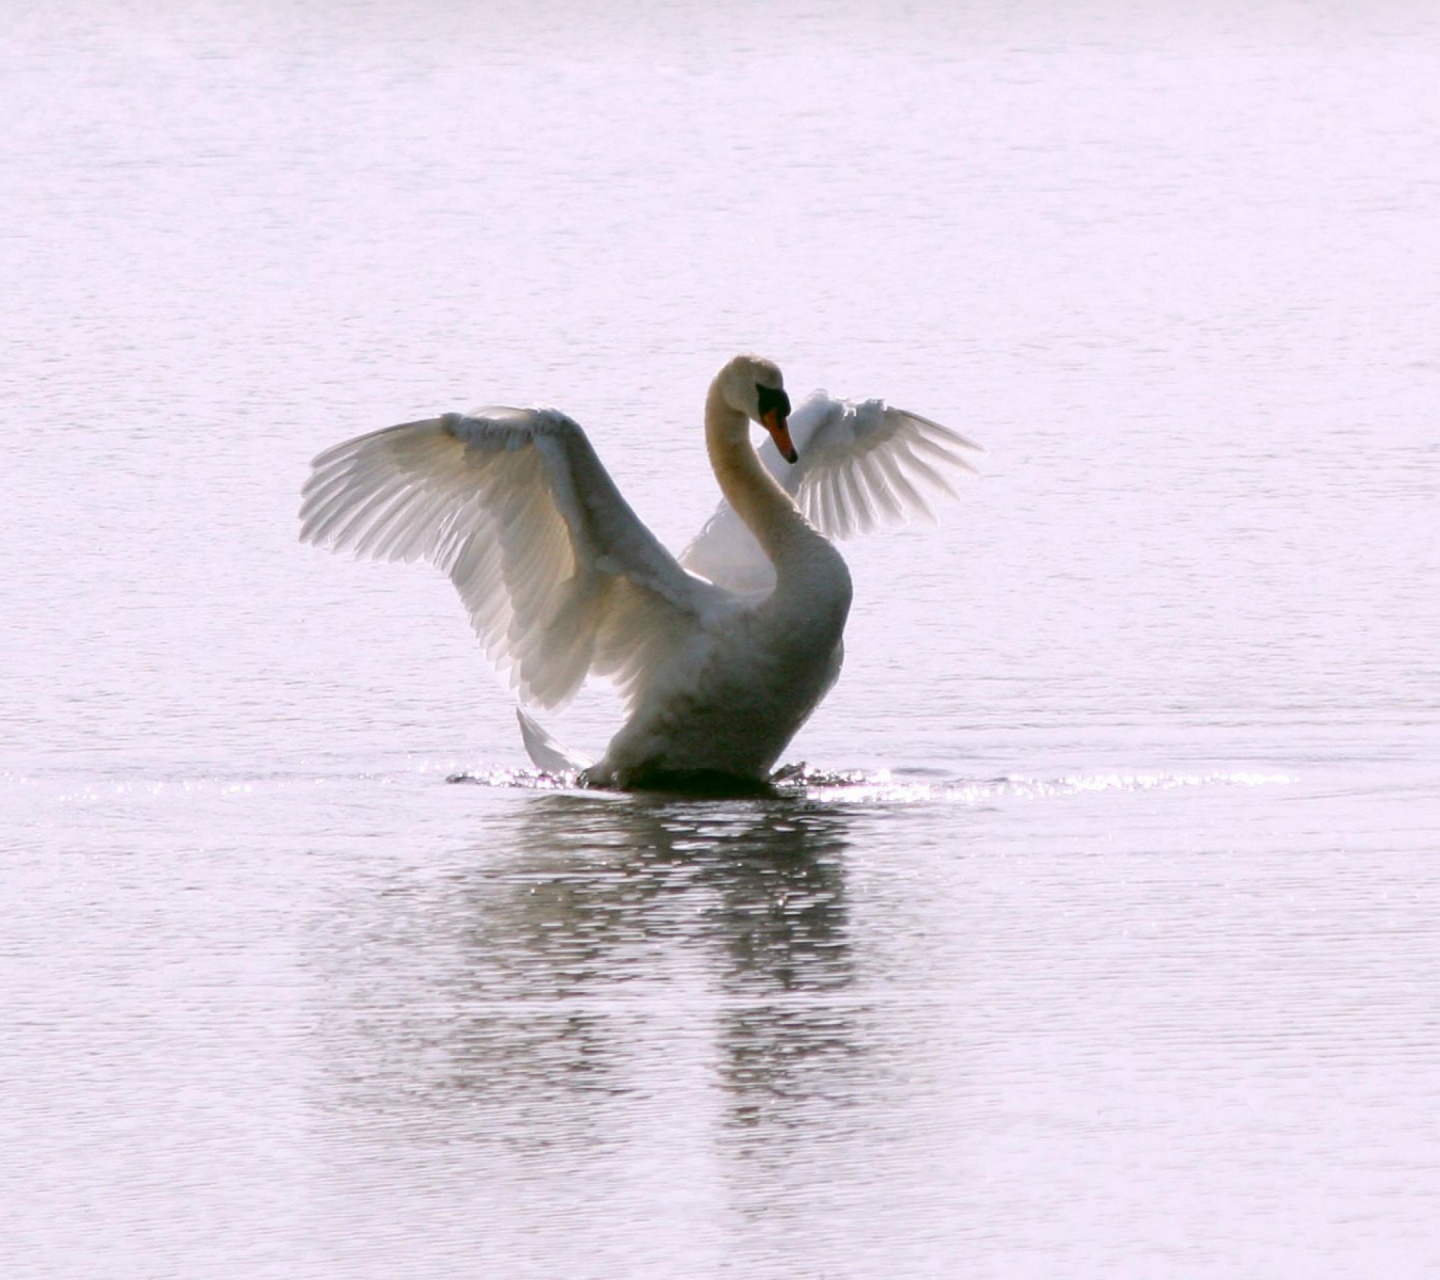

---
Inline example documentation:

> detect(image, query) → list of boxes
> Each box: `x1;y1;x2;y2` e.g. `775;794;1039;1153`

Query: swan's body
299;355;979;789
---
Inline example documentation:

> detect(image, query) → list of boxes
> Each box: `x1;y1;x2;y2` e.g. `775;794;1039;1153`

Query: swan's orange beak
763;409;798;464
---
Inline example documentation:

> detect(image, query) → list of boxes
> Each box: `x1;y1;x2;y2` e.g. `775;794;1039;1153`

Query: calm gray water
4;2;1439;1276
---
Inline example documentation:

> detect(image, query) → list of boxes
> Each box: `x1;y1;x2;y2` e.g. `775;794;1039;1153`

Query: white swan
299;354;980;790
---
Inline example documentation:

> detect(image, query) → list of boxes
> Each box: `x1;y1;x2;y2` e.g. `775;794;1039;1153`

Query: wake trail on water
2;763;1293;814
445;765;1295;804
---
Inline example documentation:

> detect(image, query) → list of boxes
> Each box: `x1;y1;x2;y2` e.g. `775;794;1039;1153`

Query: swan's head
718;354;797;464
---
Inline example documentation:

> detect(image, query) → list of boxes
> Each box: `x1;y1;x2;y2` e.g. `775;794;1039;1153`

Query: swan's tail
516;706;593;775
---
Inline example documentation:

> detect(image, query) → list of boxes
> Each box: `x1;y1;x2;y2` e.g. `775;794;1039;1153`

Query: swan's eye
756;384;791;419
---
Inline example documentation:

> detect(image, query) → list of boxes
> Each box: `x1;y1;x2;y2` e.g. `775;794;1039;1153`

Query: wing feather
680;389;981;593
300;407;723;711
836;465;867;538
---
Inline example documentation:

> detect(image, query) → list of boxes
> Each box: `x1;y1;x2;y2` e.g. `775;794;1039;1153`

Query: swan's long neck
704;381;829;584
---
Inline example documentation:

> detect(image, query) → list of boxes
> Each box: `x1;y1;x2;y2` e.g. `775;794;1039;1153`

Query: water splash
443;764;1295;805
447;768;572;791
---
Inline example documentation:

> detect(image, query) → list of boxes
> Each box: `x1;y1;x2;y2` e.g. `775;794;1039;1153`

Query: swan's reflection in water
325;793;869;1154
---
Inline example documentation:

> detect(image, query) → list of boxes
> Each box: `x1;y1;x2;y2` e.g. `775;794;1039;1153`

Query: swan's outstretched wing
681;391;981;593
300;408;726;711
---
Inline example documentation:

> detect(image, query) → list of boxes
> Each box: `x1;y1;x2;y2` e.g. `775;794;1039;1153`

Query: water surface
4;2;1439;1276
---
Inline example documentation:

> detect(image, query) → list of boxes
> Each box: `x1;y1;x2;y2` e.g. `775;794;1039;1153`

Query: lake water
4;2;1439;1275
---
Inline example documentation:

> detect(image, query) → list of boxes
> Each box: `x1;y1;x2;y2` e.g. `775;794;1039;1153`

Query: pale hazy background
4;2;1438;1276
